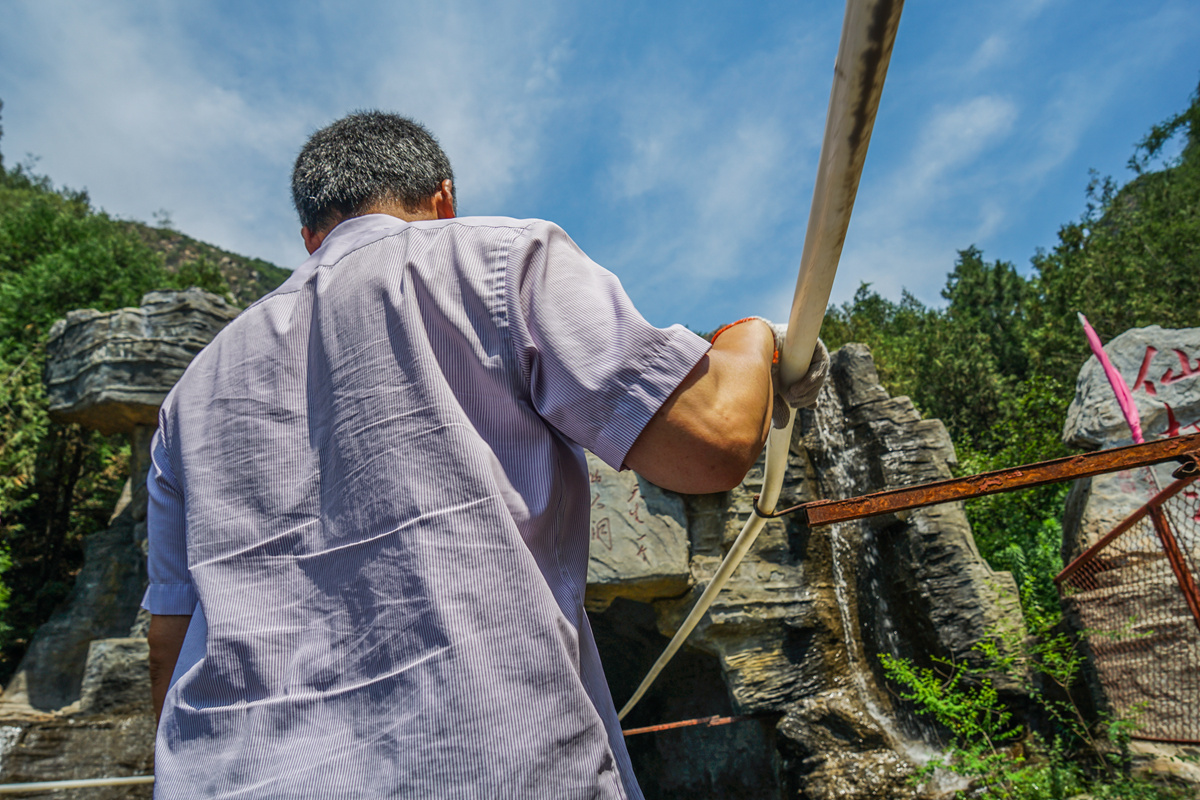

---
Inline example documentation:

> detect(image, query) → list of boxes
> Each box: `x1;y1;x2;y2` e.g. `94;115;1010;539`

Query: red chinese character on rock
1131;347;1159;396
1160;349;1200;386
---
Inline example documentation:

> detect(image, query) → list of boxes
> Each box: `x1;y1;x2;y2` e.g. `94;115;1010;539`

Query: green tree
1029;83;1200;386
0;104;233;678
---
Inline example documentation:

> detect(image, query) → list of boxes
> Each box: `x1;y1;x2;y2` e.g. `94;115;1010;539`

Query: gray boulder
76;638;152;716
1062;325;1200;558
584;454;690;611
1063;325;1200;450
44;289;239;435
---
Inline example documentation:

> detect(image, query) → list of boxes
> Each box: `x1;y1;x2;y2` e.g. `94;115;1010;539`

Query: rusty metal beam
622;714;757;737
1055;475;1196;586
758;432;1200;528
1148;505;1200;636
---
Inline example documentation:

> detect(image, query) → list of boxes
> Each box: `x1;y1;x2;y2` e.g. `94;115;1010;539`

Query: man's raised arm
625;319;775;494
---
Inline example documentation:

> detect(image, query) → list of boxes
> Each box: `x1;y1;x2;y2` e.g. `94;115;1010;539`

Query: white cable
0;776;154;793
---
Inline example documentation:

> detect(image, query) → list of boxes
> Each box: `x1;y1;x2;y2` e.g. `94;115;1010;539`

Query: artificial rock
44;289;240;435
593;344;1025;800
3;290;237;717
1062;325;1200;558
1059;325;1200;769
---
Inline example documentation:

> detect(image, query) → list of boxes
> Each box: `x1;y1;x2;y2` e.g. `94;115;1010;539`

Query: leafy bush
881;592;1189;799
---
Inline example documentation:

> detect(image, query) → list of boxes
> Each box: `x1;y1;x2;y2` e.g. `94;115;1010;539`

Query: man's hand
148;614;191;725
759;321;829;427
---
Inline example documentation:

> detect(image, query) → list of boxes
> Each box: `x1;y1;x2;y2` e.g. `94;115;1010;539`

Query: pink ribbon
1078;312;1144;444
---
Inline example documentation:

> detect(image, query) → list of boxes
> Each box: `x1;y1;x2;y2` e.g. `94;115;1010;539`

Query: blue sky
1;0;1197;331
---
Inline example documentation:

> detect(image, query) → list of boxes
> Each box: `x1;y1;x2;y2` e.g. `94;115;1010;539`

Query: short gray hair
291;111;455;232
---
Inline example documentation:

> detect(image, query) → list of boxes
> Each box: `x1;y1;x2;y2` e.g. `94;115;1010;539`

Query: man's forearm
148;614;191;724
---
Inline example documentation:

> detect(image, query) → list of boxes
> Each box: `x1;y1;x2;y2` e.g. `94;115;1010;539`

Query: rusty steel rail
757;432;1200;528
1055;475;1197;587
622;714;759;737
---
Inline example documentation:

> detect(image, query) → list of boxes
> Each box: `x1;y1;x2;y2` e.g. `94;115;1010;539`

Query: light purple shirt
142;214;709;799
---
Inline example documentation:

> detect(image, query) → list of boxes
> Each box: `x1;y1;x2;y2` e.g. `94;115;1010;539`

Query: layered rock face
0;290;237;796
2;314;1023;798
594;344;1024;799
44;289;240;435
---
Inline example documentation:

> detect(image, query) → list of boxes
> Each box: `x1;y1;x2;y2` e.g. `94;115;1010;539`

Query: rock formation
0;290;238;797
2;306;1026;798
44;289;240;435
595;344;1024;799
1059;325;1200;774
1062;325;1200;559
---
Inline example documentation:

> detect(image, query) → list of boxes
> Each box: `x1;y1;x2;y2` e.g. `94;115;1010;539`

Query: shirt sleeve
505;220;711;470
141;415;197;615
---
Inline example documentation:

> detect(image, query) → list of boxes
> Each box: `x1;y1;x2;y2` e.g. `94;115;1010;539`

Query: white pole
0;776;154;793
619;0;904;721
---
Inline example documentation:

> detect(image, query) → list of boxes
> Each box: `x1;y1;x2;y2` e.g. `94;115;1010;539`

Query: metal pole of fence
1148;504;1200;635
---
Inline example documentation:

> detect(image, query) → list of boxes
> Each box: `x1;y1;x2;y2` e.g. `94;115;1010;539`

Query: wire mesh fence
1056;474;1200;743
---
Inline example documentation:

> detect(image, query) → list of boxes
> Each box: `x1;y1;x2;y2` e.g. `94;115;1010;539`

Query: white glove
766;324;829;428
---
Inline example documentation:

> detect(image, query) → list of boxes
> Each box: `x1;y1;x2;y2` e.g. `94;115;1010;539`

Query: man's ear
434;179;455;220
301;226;326;255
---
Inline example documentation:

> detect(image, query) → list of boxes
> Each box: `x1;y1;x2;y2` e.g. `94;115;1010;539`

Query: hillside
0;121;290;681
129;223;290;308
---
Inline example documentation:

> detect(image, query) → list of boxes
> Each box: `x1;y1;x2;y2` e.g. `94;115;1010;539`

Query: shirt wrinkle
143;214;709;800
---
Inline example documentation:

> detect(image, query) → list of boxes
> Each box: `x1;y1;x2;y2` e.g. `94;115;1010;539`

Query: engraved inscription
1126;344;1200;435
591;517;613;550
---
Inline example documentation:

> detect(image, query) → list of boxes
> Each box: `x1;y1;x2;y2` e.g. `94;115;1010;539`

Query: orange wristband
708;317;779;364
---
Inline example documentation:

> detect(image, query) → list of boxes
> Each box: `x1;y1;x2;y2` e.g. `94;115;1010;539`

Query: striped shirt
142;214;710;799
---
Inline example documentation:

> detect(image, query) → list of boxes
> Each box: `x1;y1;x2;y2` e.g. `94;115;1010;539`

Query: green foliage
825;83;1200;623
172;254;232;298
879;651;1021;789
956;376;1073;615
822;282;931;401
881;595;1188;799
1027;84;1200;388
824;247;1035;450
0;112;236;677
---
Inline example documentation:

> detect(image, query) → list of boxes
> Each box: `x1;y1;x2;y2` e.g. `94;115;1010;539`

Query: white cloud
966;34;1010;74
0;2;311;265
0;0;568;268
905;96;1019;207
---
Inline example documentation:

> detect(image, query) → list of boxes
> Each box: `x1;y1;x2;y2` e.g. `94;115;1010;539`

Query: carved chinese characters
584;453;691;611
1064;325;1200;449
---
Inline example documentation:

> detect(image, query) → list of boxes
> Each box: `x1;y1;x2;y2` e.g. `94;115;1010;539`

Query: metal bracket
1173;454;1199;480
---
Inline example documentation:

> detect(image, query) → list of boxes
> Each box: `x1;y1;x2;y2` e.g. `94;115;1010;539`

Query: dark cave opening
589;598;783;800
